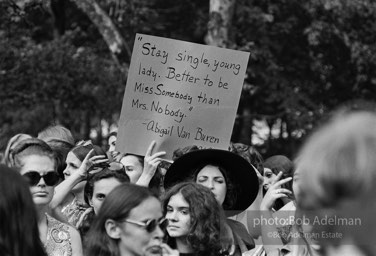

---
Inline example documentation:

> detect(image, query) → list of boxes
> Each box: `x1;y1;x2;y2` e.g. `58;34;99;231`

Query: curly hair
162;182;222;256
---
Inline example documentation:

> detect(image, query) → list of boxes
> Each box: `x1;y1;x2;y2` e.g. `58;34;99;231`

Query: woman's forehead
197;165;224;177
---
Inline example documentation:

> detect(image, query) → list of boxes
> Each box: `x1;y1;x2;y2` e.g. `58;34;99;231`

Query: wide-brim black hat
164;149;259;216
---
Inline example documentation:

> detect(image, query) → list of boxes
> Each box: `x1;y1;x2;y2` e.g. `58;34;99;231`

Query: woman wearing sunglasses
162;182;229;256
10;138;83;256
85;183;179;256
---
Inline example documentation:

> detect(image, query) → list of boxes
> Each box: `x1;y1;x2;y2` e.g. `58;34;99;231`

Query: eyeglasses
23;171;60;186
123;218;168;233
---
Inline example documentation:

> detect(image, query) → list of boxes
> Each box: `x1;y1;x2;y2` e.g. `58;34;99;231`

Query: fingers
83;149;95;163
91;158;109;165
273;188;292;198
89;155;107;161
145;158;164;172
88;168;103;175
145;140;156;157
272;175;292;188
145;153;166;167
271;171;284;185
275;188;292;194
150;151;166;159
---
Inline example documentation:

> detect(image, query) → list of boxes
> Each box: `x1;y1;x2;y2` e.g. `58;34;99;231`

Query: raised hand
260;172;292;211
137;141;166;187
77;149;108;179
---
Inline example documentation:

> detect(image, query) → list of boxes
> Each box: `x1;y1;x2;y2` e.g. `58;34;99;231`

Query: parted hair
192;162;236;211
162;182;222;256
84;183;158;256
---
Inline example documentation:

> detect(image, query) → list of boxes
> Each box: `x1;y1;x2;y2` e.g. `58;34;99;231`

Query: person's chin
167;229;183;238
144;245;162;256
33;196;51;206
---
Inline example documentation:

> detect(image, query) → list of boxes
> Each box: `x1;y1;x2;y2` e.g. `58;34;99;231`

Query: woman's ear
105;219;122;239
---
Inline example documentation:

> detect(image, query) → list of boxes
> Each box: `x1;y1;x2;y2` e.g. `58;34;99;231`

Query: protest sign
116;34;250;159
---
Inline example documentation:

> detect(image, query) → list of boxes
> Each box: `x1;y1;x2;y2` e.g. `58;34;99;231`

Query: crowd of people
0;109;375;256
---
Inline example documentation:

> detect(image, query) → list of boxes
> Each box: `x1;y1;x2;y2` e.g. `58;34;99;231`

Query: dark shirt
226;219;255;256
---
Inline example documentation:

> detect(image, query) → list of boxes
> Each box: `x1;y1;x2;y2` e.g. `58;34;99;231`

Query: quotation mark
137;36;143;41
189;107;193;111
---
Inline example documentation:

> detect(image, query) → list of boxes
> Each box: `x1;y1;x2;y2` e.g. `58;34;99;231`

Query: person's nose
153;223;165;239
37;176;46;187
166;211;178;222
63;166;70;176
208;179;215;190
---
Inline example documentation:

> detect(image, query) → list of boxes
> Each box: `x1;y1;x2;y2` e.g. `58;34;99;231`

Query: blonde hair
2;134;32;166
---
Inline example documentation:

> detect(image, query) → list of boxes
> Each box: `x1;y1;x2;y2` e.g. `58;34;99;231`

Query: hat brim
165;149;259;216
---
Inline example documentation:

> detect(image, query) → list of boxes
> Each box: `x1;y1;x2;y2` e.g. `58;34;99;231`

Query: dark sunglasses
123;218;168;233
23;171;60;186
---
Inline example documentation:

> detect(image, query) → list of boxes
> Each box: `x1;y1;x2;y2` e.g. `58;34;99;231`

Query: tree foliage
1;0;376;157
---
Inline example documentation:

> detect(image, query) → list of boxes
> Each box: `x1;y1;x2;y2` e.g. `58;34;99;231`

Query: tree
2;0;376;157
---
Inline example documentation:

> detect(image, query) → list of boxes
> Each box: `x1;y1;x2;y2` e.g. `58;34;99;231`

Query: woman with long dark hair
162;182;226;256
0;164;47;256
165;149;259;256
85;183;178;256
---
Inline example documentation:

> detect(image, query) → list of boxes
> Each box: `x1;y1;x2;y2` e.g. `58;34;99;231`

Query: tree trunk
205;0;236;48
70;0;131;71
51;0;66;37
238;107;253;145
80;110;91;140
